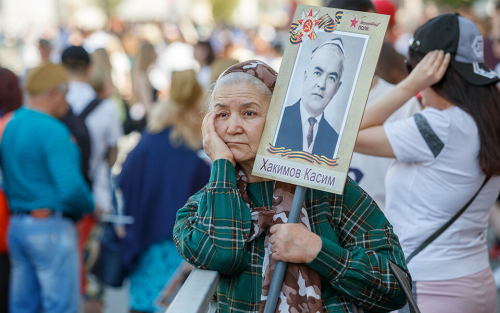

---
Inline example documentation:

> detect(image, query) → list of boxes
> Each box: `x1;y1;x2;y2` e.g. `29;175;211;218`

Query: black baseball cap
61;46;90;68
409;13;499;86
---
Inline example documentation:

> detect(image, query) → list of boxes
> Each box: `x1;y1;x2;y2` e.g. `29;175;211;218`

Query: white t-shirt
348;78;420;211
66;81;123;213
384;106;500;281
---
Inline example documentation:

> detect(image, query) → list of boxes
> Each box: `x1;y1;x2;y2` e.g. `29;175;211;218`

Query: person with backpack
62;45;123;215
61;46;123;311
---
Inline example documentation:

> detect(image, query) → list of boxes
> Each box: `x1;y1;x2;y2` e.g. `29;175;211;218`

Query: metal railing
165;268;220;313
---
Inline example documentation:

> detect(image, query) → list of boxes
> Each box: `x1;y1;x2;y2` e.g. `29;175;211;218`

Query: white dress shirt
299;100;321;153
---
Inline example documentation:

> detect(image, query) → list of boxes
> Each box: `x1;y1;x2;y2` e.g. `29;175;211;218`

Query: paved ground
486;226;500;312
103;281;129;313
490;260;500;311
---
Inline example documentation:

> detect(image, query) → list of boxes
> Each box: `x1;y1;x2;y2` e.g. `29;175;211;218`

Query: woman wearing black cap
355;14;500;312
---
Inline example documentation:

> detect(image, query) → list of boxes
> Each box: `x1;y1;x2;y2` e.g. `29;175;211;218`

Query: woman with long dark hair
355;14;500;312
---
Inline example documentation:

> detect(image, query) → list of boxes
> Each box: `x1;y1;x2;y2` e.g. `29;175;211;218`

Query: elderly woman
173;60;409;313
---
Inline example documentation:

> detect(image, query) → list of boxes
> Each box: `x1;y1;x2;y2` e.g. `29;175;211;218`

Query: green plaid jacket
174;160;410;313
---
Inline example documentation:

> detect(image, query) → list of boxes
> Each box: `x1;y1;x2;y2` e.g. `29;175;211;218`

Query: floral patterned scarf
236;170;323;313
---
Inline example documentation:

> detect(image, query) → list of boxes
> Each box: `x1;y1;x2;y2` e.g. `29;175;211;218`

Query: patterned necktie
306;117;317;148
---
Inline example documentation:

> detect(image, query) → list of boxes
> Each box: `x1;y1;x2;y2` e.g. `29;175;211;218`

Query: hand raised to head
404;50;451;94
202;112;235;166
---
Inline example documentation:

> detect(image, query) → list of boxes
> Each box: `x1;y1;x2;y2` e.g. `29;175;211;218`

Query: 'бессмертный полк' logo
350;16;382;31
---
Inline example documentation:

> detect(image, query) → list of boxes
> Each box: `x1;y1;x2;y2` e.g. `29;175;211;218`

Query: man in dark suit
275;38;344;158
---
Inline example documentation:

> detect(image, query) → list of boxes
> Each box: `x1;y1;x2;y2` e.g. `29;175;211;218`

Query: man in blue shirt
0;63;94;313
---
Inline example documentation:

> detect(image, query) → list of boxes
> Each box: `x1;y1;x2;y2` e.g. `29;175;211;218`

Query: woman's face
213;82;271;169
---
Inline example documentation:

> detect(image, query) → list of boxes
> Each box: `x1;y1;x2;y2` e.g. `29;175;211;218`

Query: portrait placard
251;5;389;194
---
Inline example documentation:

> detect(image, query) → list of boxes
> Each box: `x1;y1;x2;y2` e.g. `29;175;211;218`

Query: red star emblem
350;16;359;28
297;9;321;41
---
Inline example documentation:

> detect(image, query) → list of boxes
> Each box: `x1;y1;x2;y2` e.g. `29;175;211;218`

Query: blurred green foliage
430;0;476;9
212;0;240;24
95;0;124;17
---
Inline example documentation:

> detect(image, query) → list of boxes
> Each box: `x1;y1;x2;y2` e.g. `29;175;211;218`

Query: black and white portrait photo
273;31;368;159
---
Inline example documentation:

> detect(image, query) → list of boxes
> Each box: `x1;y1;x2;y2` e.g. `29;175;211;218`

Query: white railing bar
165;268;220;313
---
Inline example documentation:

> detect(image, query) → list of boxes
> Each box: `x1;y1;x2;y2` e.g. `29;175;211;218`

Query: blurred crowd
1;0;500;313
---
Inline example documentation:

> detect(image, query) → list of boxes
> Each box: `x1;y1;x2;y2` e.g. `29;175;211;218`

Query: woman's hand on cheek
202;112;235;167
269;223;322;264
403;50;451;94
